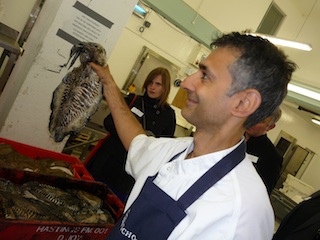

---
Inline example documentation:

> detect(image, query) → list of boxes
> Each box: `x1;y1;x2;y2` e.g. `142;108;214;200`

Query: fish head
67;42;107;69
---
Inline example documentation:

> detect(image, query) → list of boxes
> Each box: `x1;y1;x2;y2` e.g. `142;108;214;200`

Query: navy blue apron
106;141;246;240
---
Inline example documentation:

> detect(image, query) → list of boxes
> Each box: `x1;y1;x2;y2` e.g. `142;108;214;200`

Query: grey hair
211;32;297;128
269;107;282;125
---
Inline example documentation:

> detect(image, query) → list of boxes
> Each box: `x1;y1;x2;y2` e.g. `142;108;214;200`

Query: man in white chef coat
91;31;297;240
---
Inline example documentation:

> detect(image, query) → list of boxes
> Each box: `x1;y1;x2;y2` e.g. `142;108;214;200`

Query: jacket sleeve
103;94;136;135
161;108;176;137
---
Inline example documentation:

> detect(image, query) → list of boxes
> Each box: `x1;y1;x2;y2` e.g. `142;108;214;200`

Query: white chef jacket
125;134;274;240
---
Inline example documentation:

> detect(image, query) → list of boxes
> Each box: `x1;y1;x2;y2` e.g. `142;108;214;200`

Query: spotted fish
49;42;107;142
0;191;61;221
0;179;114;223
21;181;114;223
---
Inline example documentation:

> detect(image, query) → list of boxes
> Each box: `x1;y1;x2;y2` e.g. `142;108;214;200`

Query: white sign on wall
57;1;114;44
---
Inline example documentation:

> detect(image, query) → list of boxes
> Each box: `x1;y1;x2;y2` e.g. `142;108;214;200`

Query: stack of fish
0;178;114;224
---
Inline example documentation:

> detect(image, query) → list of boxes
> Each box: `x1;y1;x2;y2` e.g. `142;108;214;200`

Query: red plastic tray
0;168;124;240
0;137;93;181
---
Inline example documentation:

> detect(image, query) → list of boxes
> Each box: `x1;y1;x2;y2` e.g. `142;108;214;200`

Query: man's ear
232;89;261;117
267;123;276;131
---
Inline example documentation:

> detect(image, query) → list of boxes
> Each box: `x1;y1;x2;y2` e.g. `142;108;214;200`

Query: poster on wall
56;1;114;45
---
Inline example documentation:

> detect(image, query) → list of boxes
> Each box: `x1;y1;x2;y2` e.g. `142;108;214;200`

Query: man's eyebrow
199;63;207;70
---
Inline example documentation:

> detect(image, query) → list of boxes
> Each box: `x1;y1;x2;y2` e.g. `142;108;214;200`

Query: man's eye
201;73;208;79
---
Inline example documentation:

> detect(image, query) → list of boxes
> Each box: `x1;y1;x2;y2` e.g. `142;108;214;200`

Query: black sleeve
253;138;283;195
256;154;283;195
103;93;137;135
160;107;176;137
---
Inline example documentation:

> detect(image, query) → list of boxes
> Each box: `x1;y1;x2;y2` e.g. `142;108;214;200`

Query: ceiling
182;0;320;126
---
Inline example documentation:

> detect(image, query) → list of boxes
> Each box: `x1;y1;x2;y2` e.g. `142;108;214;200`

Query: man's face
180;47;240;130
246;116;275;137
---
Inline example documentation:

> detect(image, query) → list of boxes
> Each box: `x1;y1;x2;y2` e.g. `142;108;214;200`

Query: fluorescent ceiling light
287;83;320;101
311;118;320;125
248;33;312;51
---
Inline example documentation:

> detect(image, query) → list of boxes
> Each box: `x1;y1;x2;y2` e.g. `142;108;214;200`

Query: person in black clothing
273;190;320;240
245;108;283;195
85;67;176;202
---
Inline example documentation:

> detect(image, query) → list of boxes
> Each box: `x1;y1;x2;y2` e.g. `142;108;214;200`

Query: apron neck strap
178;140;246;208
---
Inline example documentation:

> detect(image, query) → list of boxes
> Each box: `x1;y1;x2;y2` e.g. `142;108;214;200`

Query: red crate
0;168;124;240
0;137;93;181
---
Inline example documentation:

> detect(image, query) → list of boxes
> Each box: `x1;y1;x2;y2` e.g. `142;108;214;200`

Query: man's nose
181;73;195;89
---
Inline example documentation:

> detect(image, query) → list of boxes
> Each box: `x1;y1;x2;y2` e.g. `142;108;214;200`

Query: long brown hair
142;67;171;108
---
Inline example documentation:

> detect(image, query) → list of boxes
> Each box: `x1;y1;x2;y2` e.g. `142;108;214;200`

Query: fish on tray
0;191;61;221
49;42;107;142
0;178;114;224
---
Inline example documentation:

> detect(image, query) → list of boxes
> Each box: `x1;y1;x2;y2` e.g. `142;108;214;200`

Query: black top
246;134;283;195
86;93;176;202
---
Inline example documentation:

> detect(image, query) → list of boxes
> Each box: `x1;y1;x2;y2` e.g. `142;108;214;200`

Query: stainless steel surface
0;23;20;53
285;146;310;176
270;189;297;221
0;23;21;92
276;144;314;189
62;125;108;162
